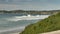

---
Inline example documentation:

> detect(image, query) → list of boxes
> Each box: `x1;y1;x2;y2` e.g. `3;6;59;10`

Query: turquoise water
0;14;49;34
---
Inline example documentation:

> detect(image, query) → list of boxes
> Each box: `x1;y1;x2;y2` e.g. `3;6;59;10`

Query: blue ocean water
0;14;37;29
0;14;49;34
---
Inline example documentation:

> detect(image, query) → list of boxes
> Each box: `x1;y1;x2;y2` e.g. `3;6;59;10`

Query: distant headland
0;10;60;15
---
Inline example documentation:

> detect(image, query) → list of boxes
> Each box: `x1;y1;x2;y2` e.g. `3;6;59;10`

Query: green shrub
20;12;60;34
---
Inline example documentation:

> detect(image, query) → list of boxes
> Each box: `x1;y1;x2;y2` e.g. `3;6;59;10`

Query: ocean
0;14;49;34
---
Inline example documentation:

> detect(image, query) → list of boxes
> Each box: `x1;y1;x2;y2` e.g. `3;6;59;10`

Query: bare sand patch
41;30;60;34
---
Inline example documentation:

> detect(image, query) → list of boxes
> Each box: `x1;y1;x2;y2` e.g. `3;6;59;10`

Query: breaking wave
6;15;49;21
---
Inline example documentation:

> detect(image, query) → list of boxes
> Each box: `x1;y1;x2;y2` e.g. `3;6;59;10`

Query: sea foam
6;15;49;21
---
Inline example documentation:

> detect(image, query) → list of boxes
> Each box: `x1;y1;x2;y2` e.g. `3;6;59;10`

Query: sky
0;0;60;10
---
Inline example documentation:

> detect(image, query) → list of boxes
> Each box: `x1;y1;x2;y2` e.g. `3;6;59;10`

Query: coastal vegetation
20;12;60;34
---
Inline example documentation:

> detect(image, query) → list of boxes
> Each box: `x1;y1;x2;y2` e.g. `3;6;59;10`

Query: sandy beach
41;30;60;34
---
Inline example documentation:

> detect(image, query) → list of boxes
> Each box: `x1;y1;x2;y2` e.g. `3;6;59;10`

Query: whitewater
0;14;49;34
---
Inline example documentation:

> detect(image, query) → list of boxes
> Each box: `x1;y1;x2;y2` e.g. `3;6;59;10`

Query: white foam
6;15;49;21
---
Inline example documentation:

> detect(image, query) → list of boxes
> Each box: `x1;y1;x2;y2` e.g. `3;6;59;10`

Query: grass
20;12;60;34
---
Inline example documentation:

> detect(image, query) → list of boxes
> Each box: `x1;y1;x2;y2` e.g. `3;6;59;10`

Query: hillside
20;12;60;34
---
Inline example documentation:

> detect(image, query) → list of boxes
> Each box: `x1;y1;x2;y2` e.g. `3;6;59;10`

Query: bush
20;12;60;34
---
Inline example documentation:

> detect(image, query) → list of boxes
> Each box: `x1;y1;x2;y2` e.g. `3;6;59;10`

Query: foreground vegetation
20;12;60;34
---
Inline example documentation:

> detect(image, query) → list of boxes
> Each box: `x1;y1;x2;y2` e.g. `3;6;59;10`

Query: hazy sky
0;0;60;10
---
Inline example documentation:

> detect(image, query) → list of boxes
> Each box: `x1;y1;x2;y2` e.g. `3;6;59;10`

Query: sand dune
41;30;60;34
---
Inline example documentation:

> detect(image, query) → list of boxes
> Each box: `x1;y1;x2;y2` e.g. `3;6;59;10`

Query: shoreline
0;29;23;34
0;26;25;34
